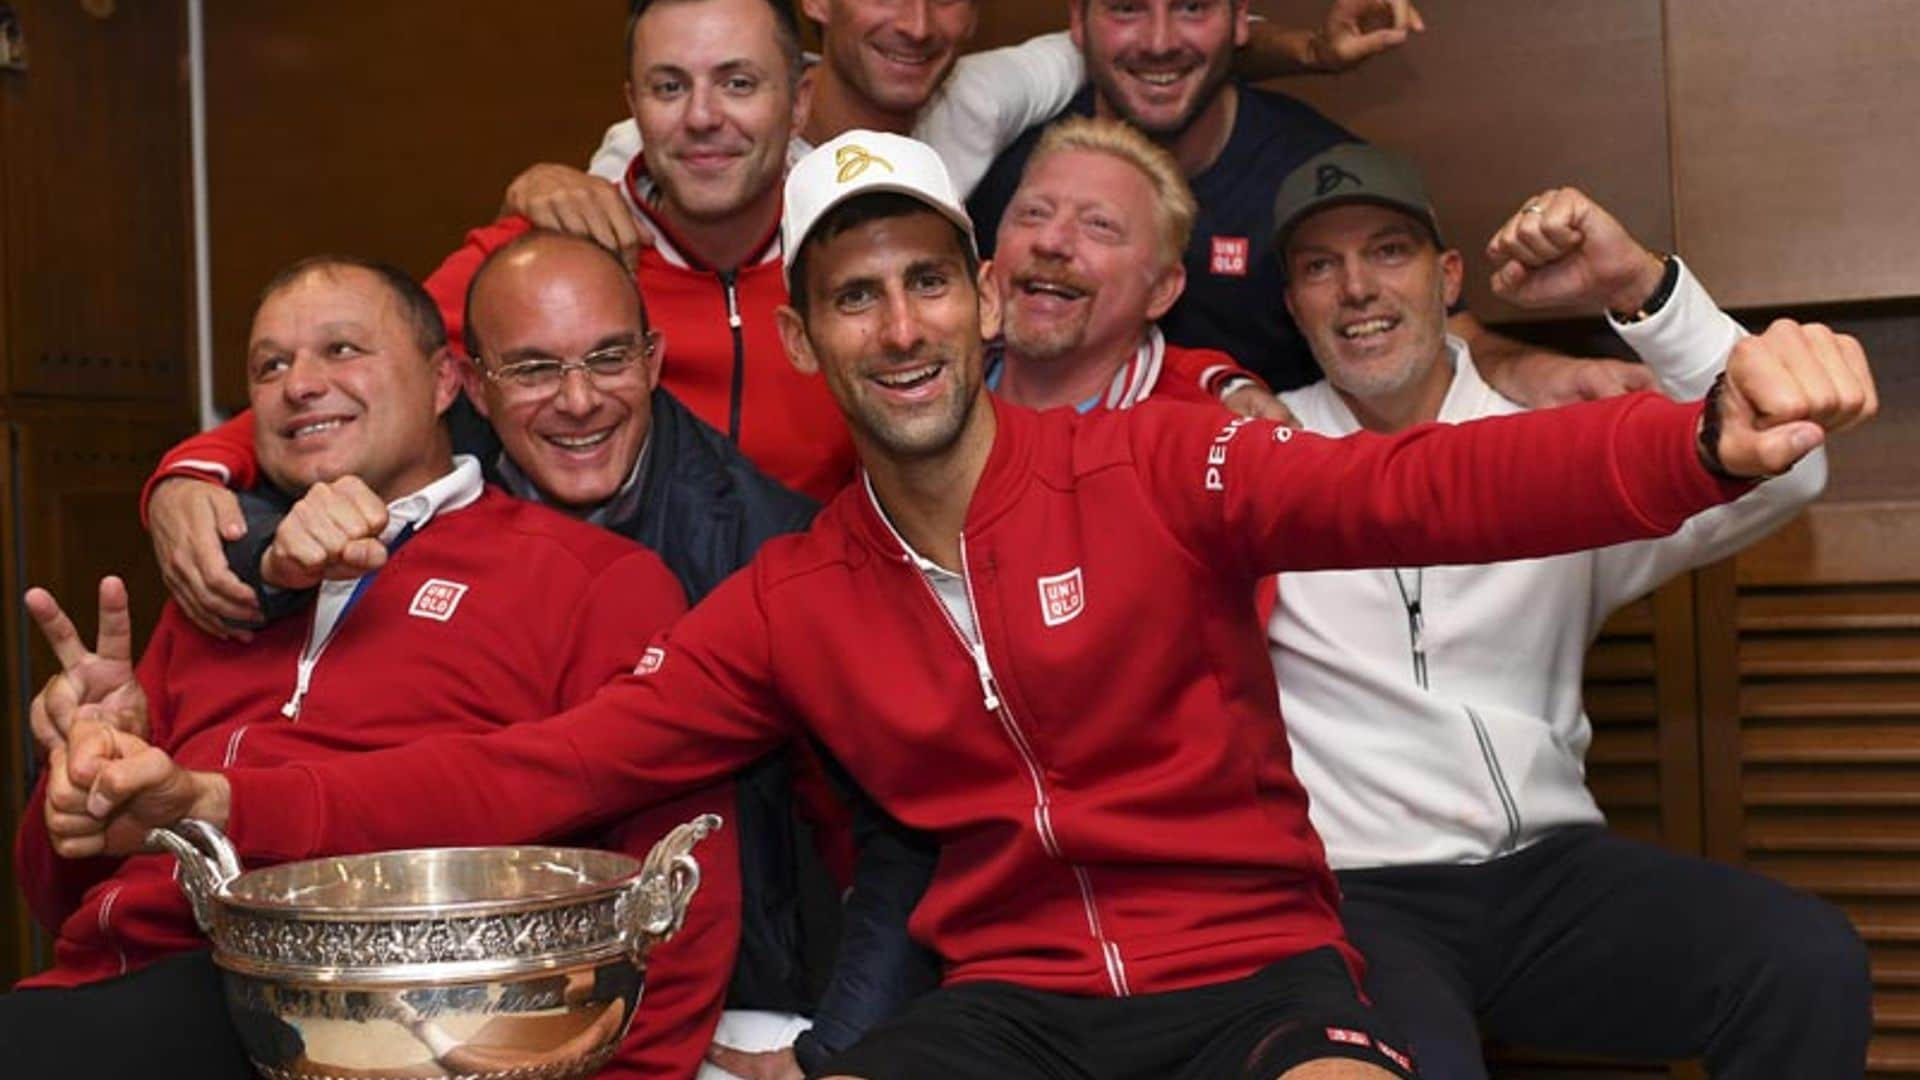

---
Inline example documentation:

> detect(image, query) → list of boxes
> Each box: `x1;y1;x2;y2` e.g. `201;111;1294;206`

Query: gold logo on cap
835;145;894;184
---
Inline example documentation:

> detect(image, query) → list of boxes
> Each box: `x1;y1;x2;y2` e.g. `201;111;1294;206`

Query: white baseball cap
781;130;977;294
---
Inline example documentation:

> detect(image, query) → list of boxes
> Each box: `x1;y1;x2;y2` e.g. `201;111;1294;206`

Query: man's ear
799;0;829;25
791;63;815;140
431;347;463;418
1068;0;1087;51
776;305;820;376
1144;262;1187;322
457;353;493;421
641;331;666;393
1440;248;1465;310
1232;0;1251;48
976;259;1003;341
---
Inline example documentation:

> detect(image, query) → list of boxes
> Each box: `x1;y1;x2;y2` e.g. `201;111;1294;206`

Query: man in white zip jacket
1268;144;1871;1078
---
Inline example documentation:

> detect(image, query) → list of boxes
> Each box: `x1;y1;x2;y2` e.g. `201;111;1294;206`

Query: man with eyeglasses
5;254;700;1078
139;0;844;641
104;229;932;1079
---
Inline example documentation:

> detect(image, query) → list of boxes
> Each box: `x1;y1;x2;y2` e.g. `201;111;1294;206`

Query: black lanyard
1391;568;1429;689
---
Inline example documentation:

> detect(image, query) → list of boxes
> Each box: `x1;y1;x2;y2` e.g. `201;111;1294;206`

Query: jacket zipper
280;618;323;719
1396;569;1522;853
280;582;353;719
915;537;1130;997
1465;706;1524;853
721;271;744;443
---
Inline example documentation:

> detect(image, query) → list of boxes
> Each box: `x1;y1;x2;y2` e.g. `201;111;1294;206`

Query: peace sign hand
25;576;151;758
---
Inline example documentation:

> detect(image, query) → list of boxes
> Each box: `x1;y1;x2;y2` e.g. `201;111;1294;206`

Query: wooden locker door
0;403;191;981
1702;501;1920;1077
0;0;191;401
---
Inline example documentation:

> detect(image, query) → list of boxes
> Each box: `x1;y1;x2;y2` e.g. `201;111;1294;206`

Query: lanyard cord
337;521;417;623
1392;568;1429;689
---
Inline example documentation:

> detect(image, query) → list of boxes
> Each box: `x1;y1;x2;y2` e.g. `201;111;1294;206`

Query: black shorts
820;946;1416;1079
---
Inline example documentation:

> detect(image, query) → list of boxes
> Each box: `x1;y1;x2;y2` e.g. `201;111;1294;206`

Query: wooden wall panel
1262;0;1672;325
1667;1;1920;308
1;403;191;978
0;0;191;402
202;1;629;412
0;414;23;985
1701;502;1920;1075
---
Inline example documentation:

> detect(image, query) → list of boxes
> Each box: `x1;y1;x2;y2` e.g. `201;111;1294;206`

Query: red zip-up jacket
218;392;1745;998
15;487;728;1080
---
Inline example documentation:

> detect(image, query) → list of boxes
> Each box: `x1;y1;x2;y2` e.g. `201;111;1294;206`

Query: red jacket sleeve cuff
1612;394;1755;530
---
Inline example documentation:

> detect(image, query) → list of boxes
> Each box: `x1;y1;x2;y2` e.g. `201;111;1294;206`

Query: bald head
461;229;663;515
465;230;645;360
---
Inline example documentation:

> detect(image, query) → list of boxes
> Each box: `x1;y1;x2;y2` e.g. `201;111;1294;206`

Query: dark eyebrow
826;272;882;297
905;256;963;278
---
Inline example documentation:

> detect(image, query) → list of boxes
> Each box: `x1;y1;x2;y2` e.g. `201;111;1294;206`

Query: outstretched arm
51;565;794;864
1136;317;1873;582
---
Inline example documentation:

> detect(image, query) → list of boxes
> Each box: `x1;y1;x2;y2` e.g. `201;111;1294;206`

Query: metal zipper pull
971;644;1002;712
280;658;314;719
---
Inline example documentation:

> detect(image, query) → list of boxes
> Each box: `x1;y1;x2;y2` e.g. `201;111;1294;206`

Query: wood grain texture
1262;0;1672;324
1666;1;1920;308
201;0;629;410
0;0;192;402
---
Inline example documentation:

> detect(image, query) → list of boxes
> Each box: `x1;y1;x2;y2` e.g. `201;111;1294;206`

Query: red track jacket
218;392;1744;999
15;487;725;1080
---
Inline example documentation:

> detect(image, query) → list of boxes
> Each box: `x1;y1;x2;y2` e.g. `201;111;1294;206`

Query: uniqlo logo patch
408;579;468;622
1325;1027;1372;1048
1209;236;1249;276
633;646;665;676
1037;568;1085;628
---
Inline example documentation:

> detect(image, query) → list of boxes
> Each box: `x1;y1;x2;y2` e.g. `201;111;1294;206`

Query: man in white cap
48;133;1875;1080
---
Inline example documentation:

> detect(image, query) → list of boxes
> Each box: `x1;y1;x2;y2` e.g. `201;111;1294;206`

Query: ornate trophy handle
619;813;722;959
146;818;242;933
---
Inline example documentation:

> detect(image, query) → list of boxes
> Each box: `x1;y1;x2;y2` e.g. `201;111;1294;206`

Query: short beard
1087;49;1234;138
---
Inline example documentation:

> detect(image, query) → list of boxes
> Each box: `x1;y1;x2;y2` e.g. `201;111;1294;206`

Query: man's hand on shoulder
149;476;260;638
44;719;228;859
1455;310;1655;407
1708;319;1877;480
25;577;151;757
1487;186;1667;315
261;477;391;592
503;163;653;266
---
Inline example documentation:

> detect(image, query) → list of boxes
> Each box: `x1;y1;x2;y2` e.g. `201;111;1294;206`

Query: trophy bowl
149;814;722;1080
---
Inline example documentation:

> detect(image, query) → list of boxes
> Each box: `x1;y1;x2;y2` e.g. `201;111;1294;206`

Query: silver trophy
150;814;722;1080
